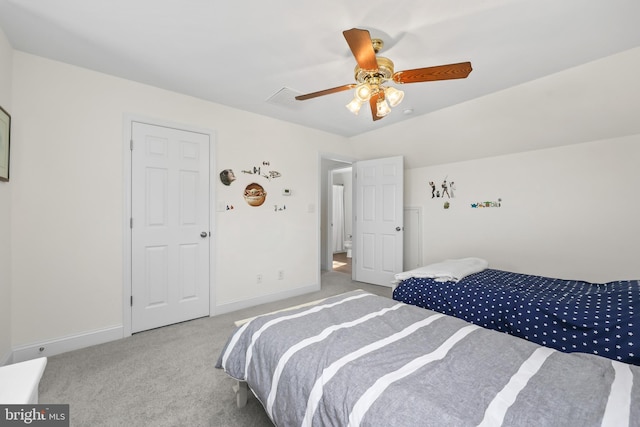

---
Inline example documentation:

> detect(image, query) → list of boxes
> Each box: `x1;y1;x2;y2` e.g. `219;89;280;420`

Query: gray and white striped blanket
217;290;640;427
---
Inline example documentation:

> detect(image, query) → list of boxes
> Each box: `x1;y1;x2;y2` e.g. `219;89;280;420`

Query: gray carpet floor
38;271;392;426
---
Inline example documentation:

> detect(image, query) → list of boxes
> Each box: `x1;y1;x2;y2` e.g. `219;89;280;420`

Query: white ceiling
0;0;639;139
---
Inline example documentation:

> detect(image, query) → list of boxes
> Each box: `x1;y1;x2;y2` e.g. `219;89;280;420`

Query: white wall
10;52;352;353
6;42;640;360
405;136;640;283
349;47;640;170
0;25;13;364
348;46;640;284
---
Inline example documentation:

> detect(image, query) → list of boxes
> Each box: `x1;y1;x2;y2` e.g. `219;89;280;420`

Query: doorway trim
122;114;217;337
318;152;356;275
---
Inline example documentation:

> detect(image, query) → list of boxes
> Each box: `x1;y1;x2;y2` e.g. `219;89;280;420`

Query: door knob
396;226;402;231
200;231;208;238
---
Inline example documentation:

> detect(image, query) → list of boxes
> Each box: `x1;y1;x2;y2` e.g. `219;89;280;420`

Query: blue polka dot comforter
392;268;640;365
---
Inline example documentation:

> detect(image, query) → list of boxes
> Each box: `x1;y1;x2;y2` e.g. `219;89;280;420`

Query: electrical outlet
256;274;263;284
278;270;284;280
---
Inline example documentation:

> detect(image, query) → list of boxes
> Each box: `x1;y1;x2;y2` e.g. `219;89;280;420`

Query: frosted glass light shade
376;98;391;117
346;98;363;115
385;86;404;107
354;83;372;101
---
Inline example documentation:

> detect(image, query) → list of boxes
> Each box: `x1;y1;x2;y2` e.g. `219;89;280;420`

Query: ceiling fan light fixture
376;98;391;117
346;97;364;115
354;83;372;102
295;28;472;123
384;86;404;107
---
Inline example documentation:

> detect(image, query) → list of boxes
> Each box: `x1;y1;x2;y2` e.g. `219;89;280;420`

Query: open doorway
319;155;354;275
320;155;404;286
331;167;352;275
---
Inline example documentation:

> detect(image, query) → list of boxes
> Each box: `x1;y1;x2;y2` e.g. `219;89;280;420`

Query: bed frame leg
233;380;248;408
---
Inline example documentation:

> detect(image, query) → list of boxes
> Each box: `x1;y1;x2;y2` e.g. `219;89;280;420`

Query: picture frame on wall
0;105;10;182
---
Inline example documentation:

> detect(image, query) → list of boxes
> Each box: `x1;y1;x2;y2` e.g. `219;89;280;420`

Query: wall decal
274;205;286;212
241;166;262;176
244;183;267;207
265;170;281;180
441;180;451;198
429;181;437;198
242;161;282;181
429;177;455;199
219;169;236;186
471;198;502;208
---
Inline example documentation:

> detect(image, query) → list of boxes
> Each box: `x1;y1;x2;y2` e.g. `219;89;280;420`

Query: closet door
131;122;210;333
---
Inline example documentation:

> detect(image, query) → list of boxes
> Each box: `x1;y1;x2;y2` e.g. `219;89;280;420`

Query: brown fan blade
343;28;379;72
369;92;384;121
295;84;356;101
392;62;472;84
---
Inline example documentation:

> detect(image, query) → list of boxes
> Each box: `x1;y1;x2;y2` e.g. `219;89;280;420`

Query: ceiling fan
295;28;473;121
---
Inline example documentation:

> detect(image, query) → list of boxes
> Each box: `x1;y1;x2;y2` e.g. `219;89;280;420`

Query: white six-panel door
353;156;404;286
131;122;210;333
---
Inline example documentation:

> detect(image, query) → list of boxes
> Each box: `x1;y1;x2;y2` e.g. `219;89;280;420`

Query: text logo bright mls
1;405;69;426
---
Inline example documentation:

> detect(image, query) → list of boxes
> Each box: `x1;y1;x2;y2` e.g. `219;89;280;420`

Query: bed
217;290;640;427
392;259;640;366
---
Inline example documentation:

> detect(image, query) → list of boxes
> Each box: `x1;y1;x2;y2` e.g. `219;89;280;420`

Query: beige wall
350;47;640;283
10;52;352;353
0;26;12;364
405;136;640;283
4;40;640;362
349;47;640;169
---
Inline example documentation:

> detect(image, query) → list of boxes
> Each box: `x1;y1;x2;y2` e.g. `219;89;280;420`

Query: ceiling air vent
266;87;305;109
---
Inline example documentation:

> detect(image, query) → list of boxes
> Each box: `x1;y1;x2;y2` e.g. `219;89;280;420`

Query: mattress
217;290;640;426
393;268;640;365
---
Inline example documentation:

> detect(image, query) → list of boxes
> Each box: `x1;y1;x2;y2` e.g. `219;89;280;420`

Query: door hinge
130;296;133;307
130;139;133;151
130;218;133;228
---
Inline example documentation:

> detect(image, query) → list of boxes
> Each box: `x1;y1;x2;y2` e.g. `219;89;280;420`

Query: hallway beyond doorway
332;252;351;275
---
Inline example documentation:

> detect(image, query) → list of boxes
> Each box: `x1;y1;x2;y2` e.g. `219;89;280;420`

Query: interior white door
131;122;210;333
353;156;404;286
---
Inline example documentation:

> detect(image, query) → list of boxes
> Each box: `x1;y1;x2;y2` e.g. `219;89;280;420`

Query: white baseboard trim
12;325;124;363
213;283;320;316
0;350;12;367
